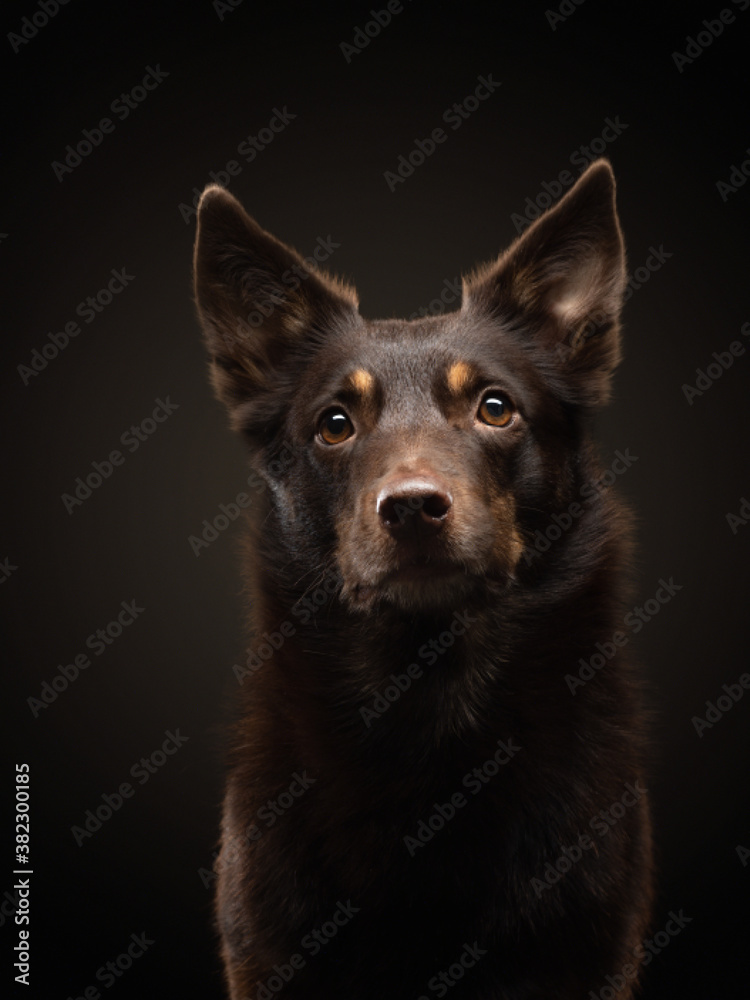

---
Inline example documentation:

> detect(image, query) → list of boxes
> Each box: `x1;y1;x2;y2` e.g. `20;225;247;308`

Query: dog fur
193;159;653;999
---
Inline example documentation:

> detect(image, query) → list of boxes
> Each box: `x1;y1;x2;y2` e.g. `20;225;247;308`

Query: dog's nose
376;478;453;535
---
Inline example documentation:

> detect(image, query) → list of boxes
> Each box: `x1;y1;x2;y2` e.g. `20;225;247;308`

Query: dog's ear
462;159;626;406
193;185;359;425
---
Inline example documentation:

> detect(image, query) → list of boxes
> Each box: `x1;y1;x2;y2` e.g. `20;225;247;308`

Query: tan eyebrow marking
349;368;375;396
446;361;472;393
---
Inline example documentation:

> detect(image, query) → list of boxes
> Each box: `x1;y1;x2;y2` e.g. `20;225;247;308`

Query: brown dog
193;159;653;999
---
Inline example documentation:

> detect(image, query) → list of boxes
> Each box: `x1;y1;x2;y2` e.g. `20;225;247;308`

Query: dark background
4;1;749;997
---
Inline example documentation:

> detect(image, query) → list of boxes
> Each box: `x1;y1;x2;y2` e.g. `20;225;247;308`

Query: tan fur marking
447;361;472;393
350;368;375;396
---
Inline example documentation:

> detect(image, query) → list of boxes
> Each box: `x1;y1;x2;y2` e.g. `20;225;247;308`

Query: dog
193;158;653;999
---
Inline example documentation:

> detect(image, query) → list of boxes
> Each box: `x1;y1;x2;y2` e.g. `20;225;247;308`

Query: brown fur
193;159;653;999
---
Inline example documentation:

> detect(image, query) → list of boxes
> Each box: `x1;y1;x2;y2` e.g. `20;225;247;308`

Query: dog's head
193;161;626;612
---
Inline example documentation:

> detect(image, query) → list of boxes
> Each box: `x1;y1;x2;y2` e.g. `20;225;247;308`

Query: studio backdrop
4;2;749;997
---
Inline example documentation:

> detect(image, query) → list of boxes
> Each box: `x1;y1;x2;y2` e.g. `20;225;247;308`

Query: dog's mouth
337;498;521;612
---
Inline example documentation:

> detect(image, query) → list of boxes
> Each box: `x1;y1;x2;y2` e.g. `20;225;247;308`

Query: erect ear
193;185;359;430
462;159;627;406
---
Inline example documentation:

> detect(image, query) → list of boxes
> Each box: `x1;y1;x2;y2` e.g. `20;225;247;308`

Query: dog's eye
318;409;354;445
478;392;514;428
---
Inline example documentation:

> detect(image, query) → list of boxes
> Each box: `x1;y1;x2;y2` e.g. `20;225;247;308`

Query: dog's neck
242;489;628;767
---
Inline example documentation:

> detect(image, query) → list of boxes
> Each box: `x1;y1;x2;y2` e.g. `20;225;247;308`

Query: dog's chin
344;564;483;613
